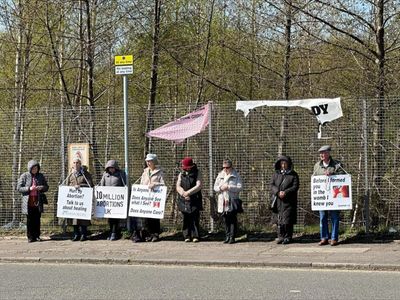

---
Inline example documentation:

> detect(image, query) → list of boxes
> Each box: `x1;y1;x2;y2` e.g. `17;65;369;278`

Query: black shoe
35;237;42;242
276;238;284;244
228;238;235;244
80;235;88;242
28;238;35;243
223;237;230;244
282;238;291;245
72;235;80;242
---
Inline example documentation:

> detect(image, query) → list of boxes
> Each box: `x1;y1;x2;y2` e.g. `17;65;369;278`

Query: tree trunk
144;0;162;156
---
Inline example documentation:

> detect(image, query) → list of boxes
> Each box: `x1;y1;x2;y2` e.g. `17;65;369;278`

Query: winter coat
140;167;165;187
176;165;203;213
214;168;243;213
17;160;49;215
66;166;94;226
270;156;299;225
313;157;345;176
99;160;127;187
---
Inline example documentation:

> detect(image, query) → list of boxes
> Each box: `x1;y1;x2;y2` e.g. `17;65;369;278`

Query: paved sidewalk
1;236;400;271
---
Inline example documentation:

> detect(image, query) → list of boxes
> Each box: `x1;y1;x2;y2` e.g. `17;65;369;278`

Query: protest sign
311;174;352;211
128;184;167;219
57;186;93;220
94;186;128;219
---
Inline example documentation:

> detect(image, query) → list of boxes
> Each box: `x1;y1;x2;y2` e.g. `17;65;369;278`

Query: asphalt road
1;263;399;299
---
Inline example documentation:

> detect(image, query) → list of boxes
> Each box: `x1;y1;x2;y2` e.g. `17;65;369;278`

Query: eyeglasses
223;166;231;169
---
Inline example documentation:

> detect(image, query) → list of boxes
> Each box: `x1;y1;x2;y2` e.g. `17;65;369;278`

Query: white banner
311;175;352;211
57;186;93;220
94;186;128;219
236;98;342;125
128;184;167;219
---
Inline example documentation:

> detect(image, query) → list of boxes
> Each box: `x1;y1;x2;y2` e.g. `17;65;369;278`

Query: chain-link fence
1;98;399;233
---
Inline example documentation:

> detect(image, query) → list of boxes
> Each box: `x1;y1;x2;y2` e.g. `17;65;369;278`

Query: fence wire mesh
1;98;399;233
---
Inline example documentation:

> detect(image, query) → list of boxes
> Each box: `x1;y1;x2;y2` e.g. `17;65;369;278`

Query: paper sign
57;186;93;220
128;184;167;219
94;186;128;219
311;175;352;211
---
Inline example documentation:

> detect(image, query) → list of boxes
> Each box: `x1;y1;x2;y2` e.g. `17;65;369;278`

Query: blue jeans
319;210;340;241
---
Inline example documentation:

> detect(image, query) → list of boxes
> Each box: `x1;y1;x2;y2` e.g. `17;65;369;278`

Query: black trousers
108;219;119;234
147;218;160;237
223;212;238;239
182;210;200;239
26;206;41;240
278;224;293;239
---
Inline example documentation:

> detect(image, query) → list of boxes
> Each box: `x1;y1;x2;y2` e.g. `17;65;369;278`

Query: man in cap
313;145;345;246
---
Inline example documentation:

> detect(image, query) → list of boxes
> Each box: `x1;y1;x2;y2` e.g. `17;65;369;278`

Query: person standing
214;159;243;244
132;154;165;242
313;145;345;246
176;157;202;243
66;157;94;242
270;156;299;245
99;160;127;241
17;160;49;243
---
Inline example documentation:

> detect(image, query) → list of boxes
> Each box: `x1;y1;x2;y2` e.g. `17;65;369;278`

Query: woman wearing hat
66;157;94;241
270;156;299;245
176;157;203;242
132;153;165;242
214;159;243;244
99;160;127;241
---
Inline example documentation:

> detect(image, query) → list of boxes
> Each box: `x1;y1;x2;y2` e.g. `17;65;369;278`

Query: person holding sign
17;160;49;243
66;157;94;241
99;160;127;241
132;154;165;243
270;156;299;245
214;159;243;244
314;145;345;246
176;157;203;243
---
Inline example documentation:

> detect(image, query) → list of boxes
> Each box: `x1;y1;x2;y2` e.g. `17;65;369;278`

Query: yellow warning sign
114;55;133;66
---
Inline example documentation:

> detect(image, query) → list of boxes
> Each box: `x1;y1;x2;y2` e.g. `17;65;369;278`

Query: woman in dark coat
99;160;127;241
17;160;49;243
270;155;299;244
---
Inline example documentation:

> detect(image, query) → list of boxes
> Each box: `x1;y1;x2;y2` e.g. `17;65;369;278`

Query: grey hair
222;159;232;167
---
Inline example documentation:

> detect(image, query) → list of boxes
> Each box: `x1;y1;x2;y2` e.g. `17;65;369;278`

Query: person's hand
182;191;190;198
278;191;285;199
30;186;37;191
75;185;80;189
324;170;332;176
36;185;44;191
184;196;191;201
148;183;156;190
220;184;229;191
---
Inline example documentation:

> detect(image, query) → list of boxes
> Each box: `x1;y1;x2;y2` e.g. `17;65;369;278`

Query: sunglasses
223;166;231;169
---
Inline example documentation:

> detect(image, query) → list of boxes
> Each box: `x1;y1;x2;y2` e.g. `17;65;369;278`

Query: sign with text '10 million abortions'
311;175;352;211
94;186;128;219
128;184;167;219
57;186;94;220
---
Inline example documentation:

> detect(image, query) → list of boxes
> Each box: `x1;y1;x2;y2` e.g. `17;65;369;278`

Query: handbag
39;193;48;205
229;198;244;213
270;194;278;213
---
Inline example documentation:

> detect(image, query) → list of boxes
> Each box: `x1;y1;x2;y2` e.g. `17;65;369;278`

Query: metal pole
208;102;214;233
123;75;131;231
362;98;369;233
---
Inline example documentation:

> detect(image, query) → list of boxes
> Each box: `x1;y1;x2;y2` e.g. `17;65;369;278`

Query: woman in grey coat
270;155;299;244
99;160;127;241
17;160;49;243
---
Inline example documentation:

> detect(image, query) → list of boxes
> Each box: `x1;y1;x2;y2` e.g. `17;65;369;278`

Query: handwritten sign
128;184;167;219
311;175;352;211
94;186;128;219
57;186;93;220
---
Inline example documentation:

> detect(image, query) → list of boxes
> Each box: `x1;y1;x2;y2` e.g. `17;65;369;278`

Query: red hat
181;157;194;170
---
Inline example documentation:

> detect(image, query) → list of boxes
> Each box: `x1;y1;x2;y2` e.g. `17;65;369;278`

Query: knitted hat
181;157;194;170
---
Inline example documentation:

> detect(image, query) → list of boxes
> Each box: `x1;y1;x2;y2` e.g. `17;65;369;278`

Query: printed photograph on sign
68;143;90;171
128;184;167;219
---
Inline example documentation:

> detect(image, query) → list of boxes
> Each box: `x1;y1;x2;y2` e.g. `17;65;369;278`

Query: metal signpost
115;55;133;230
